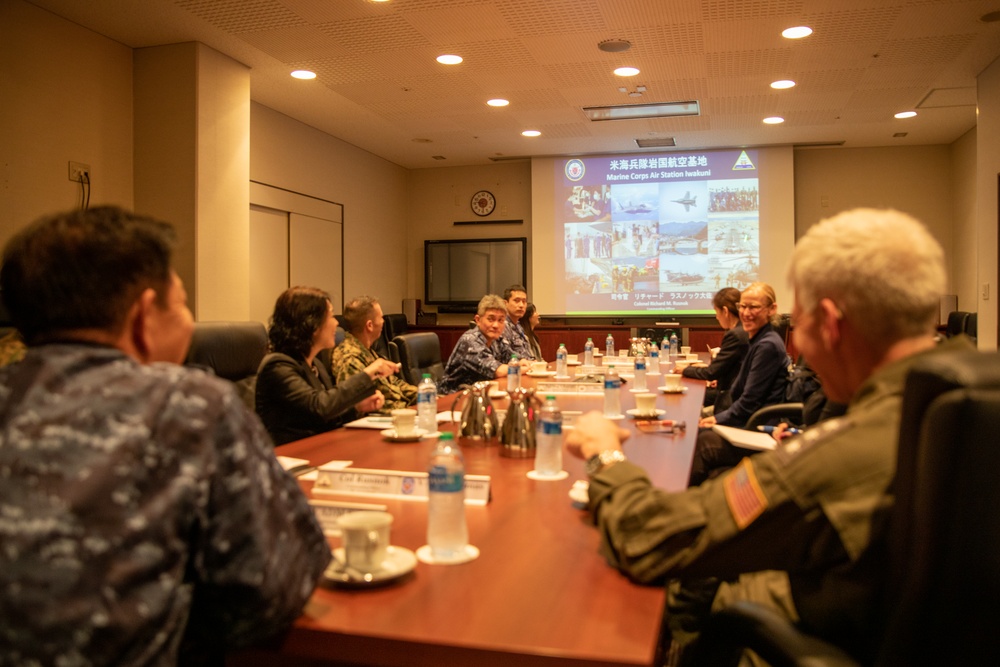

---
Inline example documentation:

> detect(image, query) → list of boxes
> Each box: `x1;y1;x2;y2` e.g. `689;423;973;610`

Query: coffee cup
618;349;629;358
687;353;700;362
663;373;683;391
391;408;417;436
635;392;657;415
567;354;578;363
680;346;691;356
531;361;548;374
337;510;393;573
673;359;691;372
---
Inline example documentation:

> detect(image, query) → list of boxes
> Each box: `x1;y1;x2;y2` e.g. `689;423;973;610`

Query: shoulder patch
775;415;852;462
723;458;768;530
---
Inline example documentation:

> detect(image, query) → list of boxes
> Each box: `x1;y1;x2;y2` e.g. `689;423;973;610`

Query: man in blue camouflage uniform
499;284;535;361
440;294;526;394
0;207;331;665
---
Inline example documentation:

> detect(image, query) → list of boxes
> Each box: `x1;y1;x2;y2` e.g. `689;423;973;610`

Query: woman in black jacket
682;287;749;415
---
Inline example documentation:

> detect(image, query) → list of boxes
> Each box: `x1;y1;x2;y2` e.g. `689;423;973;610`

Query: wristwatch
585;449;627;477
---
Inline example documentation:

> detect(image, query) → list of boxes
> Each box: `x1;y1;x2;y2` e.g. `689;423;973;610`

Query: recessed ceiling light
613;66;640;77
487;98;509;107
894;111;917;119
436;54;463;65
290;70;316;80
598;39;632;53
763;116;785;124
770;79;796;89
522;130;541;137
782;26;813;39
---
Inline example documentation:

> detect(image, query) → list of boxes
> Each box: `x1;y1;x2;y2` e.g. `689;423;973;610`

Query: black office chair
945;310;971;338
184;321;269;410
393;332;445;386
375;313;408;362
691;349;1000;667
964;312;978;342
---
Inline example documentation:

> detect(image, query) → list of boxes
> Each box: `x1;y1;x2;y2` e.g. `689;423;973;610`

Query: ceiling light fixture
290;70;316;80
782;26;813;39
583;100;700;121
770;79;796;89
613;66;640;77
522;130;541;137
763;116;785;124
635;137;676;148
487;98;509;107
894;111;917;119
436;54;463;65
598;39;632;53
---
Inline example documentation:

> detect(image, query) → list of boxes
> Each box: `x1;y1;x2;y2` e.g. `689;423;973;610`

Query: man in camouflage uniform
566;209;970;663
0;207;331;665
440;294;525;394
499;284;535;361
332;295;416;410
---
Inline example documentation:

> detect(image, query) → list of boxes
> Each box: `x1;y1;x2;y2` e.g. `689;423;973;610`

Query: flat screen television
425;238;527;312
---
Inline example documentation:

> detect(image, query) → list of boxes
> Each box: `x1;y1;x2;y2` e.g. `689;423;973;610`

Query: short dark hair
503;284;527;301
267;286;332;360
712;287;741;319
1;206;175;344
340;295;379;335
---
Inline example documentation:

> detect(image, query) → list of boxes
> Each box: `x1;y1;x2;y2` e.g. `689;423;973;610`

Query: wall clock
471;190;496;216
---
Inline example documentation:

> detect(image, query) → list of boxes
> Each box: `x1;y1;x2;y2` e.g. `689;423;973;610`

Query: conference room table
229;356;707;667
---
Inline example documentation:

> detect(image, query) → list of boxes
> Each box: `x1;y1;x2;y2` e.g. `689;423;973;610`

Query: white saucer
629;386;653;393
569;479;589;506
604;413;625;420
527;469;569;481
526;370;557;377
416;544;480;565
324;545;417;588
658;386;688;394
380;427;427;442
627;408;666;418
554;374;572;380
566;360;582;366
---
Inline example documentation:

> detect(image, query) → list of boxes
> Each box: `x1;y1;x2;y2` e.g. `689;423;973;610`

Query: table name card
535;381;604;395
308;499;389;536
313;466;491;505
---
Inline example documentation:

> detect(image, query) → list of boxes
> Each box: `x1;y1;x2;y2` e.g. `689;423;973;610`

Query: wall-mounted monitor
425;238;527;312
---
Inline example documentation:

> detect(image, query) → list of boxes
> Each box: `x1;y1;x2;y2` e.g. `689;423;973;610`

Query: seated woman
255;286;397;445
682;287;748;414
520;302;543;362
689;282;789;485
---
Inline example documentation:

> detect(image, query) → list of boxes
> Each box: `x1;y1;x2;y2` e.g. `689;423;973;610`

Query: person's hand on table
565;411;630;460
356;390;385;414
365;358;400;380
770;422;798;443
698;415;717;429
689;361;708;368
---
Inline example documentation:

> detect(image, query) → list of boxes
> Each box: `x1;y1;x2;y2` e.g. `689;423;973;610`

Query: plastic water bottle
534;395;563;477
417;373;437;433
507;354;520;391
662;335;671;356
634;353;647;391
649;341;660;375
669;332;679;358
427;432;468;559
584;337;594;366
605;333;615;357
555;343;568;377
603;365;622;417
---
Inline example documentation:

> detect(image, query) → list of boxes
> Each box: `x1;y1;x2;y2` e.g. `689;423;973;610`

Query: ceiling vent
635;137;676;148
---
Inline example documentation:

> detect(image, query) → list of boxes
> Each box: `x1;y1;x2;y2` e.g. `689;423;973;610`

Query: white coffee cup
567;354;579;363
663;373;683;391
531;361;548;374
687;353;699;361
673;359;691;372
680;346;692;356
392;408;417;436
635;392;657;415
338;510;393;573
618;349;629;358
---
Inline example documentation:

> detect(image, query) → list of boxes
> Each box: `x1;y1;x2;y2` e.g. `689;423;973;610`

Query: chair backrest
184;321;268;409
964;311;978;341
393;332;444;386
944;310;970;337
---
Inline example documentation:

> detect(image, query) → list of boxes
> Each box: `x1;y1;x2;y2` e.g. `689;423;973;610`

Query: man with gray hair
565;208;972;662
439;294;526;393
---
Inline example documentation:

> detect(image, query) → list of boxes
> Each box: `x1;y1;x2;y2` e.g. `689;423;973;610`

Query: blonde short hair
740;282;780;327
788;208;945;346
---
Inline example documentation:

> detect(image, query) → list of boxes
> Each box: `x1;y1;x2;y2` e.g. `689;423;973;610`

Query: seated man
0;206;331;665
565;208;971;663
332;295;417;410
499;284;535;361
440;294;524;394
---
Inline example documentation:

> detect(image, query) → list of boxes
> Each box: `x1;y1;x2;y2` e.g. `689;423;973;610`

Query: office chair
964;312;978;342
944;310;970;338
691;349;1000;667
393;332;445;386
184;321;269;410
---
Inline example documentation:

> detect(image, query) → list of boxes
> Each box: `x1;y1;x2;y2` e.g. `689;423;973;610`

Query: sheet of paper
344;415;395;429
711;424;776;451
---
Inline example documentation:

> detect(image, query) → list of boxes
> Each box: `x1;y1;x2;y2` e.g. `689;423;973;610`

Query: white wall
951;128;978;312
0;0;133;248
249;104;409;311
976;56;1000;350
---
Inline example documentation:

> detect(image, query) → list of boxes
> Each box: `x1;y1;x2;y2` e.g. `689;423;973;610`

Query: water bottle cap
546;395;556;400
422;373;431;378
439;432;454;440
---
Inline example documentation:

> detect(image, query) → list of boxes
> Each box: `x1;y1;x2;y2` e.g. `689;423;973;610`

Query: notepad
711;424;776;451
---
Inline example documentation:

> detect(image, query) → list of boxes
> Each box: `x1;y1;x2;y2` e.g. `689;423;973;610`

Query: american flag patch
723;458;768;529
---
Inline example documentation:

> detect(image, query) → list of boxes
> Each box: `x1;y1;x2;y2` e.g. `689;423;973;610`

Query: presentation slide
555;149;760;315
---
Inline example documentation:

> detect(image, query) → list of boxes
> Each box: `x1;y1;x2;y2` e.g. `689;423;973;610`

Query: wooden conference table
230;357;706;667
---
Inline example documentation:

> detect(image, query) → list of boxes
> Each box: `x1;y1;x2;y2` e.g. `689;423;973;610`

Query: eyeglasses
737;303;765;313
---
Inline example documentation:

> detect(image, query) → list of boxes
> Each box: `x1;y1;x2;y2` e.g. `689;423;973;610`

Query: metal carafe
451;381;499;444
499;387;542;458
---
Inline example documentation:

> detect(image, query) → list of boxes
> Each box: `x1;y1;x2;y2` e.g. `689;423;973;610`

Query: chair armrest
745;403;804;429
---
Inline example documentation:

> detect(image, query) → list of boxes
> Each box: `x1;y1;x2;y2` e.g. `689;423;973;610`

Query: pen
757;425;801;435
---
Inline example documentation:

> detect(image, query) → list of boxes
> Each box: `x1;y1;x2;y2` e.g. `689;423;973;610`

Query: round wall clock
471;190;496;216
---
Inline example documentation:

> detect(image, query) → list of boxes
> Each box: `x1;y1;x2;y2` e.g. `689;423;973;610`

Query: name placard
313;466;491;505
308;499;389;536
535;381;603;395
